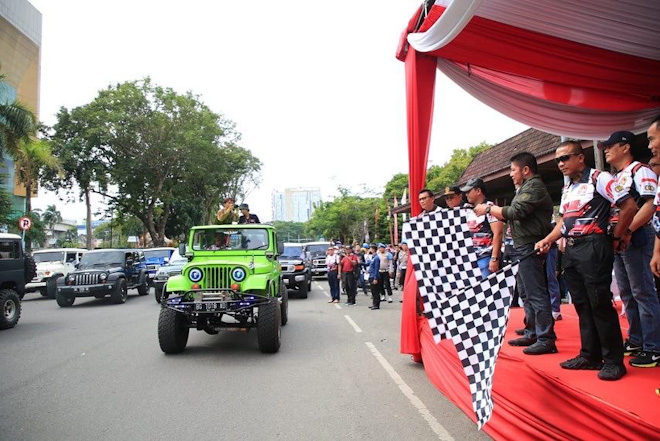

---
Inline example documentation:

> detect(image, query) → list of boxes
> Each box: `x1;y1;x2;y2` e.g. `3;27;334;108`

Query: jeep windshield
79;251;125;269
306;244;329;256
33;251;65;263
281;246;304;259
192;228;269;251
144;249;172;259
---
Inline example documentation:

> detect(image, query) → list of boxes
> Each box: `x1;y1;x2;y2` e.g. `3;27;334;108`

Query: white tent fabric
437;59;659;139
408;0;660;60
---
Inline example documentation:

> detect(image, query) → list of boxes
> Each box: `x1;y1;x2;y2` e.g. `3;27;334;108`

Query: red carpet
418;303;660;440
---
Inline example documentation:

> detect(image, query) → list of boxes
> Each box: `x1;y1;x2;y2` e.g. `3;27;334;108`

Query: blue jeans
328;271;340;300
613;225;660;351
477;256;491;279
546;246;561;313
516;243;556;345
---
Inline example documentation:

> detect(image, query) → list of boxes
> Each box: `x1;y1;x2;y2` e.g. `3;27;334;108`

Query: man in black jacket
474;152;556;355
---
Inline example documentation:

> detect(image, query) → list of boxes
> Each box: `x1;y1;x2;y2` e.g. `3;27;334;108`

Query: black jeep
55;249;149;307
278;242;312;298
0;233;37;329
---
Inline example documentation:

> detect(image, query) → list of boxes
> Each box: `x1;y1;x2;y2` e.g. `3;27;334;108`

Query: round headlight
189;268;203;283
99;272;108;281
231;267;246;282
67;274;75;283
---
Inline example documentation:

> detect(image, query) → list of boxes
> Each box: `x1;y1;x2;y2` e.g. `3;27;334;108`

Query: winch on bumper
163;289;272;315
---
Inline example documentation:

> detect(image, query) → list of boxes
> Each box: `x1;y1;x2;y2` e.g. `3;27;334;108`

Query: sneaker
387;297;393;303
560;355;603;370
508;336;537;347
514;328;525;336
523;342;558;355
552;312;562;321
380;296;385;301
623;339;642;356
629;351;660;368
598;363;627;381
369;306;380;310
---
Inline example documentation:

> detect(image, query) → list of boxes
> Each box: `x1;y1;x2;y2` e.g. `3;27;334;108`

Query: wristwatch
490;256;498;262
486;206;492;214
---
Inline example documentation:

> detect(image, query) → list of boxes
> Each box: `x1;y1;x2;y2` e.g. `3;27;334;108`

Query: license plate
195;302;226;312
74;287;89;293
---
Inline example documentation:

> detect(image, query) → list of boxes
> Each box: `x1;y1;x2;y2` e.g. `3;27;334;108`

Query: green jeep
158;224;287;354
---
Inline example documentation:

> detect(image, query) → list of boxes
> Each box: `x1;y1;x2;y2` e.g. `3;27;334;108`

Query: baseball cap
440;185;461;198
239;203;249;210
377;243;385;248
598;131;635;149
459;178;486;193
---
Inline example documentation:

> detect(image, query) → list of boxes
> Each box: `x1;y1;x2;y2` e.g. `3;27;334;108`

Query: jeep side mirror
178;243;186;257
277;241;284;255
126;258;134;266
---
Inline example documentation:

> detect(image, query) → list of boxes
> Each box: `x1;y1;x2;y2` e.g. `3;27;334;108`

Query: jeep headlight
67;274;75;284
188;267;203;283
99;272;108;282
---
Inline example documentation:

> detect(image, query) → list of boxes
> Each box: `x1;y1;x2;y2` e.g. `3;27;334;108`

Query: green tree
56;229;79;248
272;221;307;242
0;74;36;157
0;188;13;227
14;138;61;220
41;204;63;248
427;142;491;191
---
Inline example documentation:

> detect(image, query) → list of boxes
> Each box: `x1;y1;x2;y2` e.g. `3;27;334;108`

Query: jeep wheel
154;282;164;304
38;287;48;297
307;277;312;291
298;279;308;299
56;291;75;308
257;299;281;353
46;277;58;299
158;308;189;354
137;277;148;296
0;289;21;329
280;281;288;326
111;279;128;304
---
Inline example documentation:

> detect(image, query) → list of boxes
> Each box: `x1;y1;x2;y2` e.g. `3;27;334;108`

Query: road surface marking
334;303;342;310
344;315;362;332
365;342;454;441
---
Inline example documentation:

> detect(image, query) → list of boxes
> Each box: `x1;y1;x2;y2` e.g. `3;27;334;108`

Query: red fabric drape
400;47;437;357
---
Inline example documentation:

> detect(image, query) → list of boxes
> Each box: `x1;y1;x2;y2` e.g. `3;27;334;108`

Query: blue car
143;247;175;285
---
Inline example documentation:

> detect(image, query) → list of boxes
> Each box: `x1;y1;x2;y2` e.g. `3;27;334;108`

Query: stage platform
418;303;660;440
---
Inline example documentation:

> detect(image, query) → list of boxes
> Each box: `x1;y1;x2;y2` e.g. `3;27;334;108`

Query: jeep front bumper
57;282;117;298
164;290;273;314
282;273;306;287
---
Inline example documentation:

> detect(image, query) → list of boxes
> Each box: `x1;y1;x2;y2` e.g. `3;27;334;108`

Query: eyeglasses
418;196;431;201
555;153;579;164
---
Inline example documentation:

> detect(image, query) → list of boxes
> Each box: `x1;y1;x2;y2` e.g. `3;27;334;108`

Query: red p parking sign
18;216;32;231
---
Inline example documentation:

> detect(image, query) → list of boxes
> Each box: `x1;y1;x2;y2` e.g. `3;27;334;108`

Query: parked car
0;233;37;329
158;224;285;354
304;241;331;278
55;249;149;307
26;248;86;299
153;250;187;304
143;247;175;286
278;242;312;298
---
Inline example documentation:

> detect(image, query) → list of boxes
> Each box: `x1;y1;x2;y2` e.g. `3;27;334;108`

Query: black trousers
371;277;383;307
563;235;624;365
380;272;393;297
342;272;356;304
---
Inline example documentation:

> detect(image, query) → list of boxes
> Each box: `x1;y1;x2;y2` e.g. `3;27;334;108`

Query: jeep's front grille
202;267;232;289
75;273;99;285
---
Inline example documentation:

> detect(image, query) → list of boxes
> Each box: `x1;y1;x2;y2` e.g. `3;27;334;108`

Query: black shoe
508;336;537;347
515;328;525;336
369;306;380;310
623;339;642;356
560;355;603;370
629;351;660;368
598;363;627;381
523;342;558;355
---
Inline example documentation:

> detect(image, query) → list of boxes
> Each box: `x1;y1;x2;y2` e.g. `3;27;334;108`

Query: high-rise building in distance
272;188;321;222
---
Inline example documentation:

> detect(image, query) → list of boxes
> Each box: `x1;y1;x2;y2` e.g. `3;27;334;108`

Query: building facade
272;188;321;222
0;0;42;216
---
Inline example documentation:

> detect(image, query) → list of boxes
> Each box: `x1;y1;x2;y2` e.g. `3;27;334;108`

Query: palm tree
0;74;36;157
42;204;63;248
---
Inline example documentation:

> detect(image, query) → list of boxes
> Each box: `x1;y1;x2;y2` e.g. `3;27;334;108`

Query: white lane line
344;315;362;333
365;342;454;441
334;303;342;310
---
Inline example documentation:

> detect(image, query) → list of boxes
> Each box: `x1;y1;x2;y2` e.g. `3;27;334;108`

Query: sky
29;0;528;224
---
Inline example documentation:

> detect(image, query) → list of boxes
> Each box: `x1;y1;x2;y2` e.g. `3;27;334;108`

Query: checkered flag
441;264;518;429
402;208;481;340
403;207;520;429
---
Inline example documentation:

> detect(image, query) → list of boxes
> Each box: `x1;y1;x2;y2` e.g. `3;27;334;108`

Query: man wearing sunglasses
474;152;555;356
536;140;637;381
602;131;660;370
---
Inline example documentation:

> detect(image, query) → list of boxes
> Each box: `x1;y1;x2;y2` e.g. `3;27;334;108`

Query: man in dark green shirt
474;152;556;355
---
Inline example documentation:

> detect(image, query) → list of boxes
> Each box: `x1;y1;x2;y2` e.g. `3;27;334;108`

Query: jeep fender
241;274;270;292
164;274;189;293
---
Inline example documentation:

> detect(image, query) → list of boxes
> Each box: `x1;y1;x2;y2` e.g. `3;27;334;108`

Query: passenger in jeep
238;203;260;224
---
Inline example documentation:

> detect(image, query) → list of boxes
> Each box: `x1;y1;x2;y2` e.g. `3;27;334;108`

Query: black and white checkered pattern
441;264;518;429
402;208;482;340
403;207;519;429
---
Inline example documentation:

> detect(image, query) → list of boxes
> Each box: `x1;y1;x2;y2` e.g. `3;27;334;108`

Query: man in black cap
238;203;260;224
460;178;503;278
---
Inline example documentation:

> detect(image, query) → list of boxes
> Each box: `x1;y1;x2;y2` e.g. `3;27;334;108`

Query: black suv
278;242;312;298
0;233;37;329
55;249;149;307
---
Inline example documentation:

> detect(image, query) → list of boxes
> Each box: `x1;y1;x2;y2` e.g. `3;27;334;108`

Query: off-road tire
298;279;308;299
38;287;48;297
307;277;312;291
46;277;58;299
111;279;128;304
137;277;148;296
24;255;37;283
56;291;75;307
0;289;21;329
154;282;164;304
257;299;281;353
280;281;288;326
158;307;189;354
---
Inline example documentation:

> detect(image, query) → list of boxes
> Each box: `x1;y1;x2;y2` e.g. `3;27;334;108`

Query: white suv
26;248;87;299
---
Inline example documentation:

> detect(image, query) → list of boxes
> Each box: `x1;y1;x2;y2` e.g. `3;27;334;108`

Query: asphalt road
0;282;490;441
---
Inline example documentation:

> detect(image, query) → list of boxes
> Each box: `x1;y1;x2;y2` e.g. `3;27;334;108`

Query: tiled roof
459;128;561;183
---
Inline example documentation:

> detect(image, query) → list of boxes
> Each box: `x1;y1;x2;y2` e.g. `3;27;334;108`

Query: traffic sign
18;216;32;231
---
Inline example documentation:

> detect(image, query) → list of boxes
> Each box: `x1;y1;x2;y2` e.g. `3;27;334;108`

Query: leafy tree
41;204;63;248
56;229;79;248
14;138;61;221
0;188;13;227
272;221;307;242
0;74;36;157
427;142;491;191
